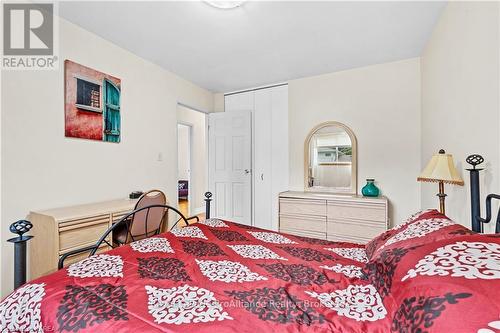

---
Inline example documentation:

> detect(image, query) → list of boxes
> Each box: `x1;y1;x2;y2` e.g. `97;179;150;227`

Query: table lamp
418;149;464;214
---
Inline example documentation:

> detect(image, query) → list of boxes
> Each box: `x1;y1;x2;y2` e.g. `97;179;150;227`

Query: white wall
177;124;190;181
288;58;422;226
421;2;500;231
213;93;225;113
1;17;213;296
177;106;207;213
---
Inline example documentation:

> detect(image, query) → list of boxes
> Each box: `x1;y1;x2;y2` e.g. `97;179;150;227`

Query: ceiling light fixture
204;1;245;9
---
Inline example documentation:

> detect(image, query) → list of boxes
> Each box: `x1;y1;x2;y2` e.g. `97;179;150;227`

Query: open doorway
177;104;208;219
177;123;191;217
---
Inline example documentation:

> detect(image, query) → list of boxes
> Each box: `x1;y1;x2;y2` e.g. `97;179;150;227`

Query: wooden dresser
279;191;388;243
28;198;137;280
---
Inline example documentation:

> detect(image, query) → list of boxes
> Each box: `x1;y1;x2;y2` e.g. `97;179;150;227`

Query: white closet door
224;86;288;231
208;110;252;225
224;91;255;225
270;85;289;231
225;91;254;112
254;90;273;230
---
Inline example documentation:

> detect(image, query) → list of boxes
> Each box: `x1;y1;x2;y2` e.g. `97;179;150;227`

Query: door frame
176;103;209;216
177;122;193;216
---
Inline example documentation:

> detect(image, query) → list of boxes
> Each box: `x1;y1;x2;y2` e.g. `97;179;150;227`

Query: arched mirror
304;121;357;194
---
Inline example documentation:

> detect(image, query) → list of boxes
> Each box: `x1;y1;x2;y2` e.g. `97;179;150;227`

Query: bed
1;207;500;333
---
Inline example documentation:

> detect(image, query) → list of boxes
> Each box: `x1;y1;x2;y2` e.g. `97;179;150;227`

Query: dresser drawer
59;214;110;251
327;218;386;241
280;198;326;216
280;214;326;233
327;201;386;222
280;228;327;240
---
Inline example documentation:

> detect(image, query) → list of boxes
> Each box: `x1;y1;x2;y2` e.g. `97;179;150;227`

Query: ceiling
59;1;446;93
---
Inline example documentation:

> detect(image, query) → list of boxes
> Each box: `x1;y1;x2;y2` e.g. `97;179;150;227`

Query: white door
254;86;289;231
208;110;252;225
253;90;272;230
269;86;289;231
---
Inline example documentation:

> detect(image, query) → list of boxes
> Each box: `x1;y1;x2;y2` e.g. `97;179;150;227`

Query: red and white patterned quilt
1;216;500;333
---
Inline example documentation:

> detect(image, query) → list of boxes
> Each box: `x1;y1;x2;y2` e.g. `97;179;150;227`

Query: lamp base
437;181;447;215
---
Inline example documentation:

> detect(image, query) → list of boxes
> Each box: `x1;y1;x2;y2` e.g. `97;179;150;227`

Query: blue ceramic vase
361;178;380;197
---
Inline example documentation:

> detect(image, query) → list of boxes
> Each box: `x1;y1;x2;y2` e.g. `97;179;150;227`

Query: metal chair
113;190;167;245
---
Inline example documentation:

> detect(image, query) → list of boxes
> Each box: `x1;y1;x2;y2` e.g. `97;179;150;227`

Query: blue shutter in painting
103;79;121;142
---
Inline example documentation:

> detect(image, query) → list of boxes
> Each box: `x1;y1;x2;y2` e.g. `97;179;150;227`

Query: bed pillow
365;209;436;259
364;233;500;332
363;210;478;328
365;209;473;260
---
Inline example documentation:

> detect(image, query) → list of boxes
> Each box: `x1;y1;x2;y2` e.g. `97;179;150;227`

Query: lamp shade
418;149;464;185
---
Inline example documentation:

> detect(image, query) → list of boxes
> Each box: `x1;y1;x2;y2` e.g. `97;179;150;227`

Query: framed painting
64;60;121;142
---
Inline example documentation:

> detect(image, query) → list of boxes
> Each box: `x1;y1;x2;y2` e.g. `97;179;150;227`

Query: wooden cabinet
279;191;388;243
28;198;137;280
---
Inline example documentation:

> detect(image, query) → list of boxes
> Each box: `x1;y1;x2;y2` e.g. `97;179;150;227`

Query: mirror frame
304;121;358;194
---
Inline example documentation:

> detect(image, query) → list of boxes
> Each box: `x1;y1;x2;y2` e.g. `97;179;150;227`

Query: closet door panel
254;89;273;229
224;91;254;225
270;86;289;231
225;92;254;112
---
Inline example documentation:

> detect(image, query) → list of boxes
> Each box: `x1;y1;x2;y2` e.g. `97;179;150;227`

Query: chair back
129;190;167;240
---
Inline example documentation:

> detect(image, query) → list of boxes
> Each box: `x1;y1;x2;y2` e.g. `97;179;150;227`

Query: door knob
244;169;251;174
